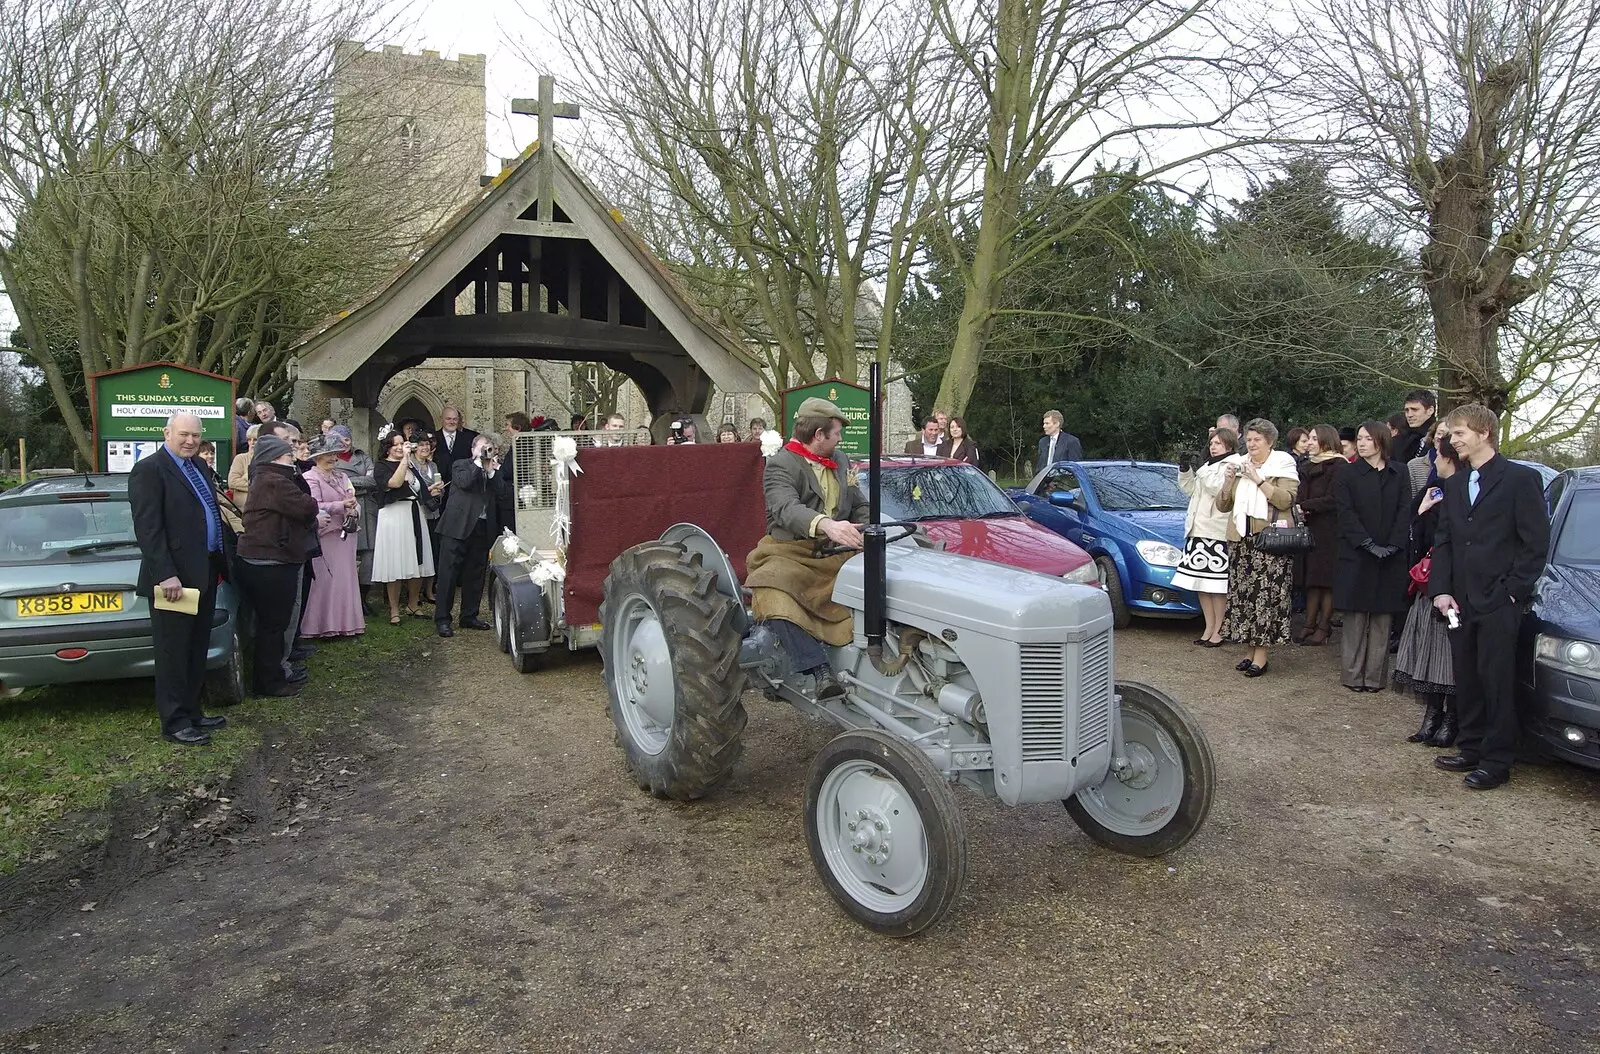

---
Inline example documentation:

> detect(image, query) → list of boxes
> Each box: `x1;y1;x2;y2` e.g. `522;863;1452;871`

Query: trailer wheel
601;540;746;800
805;729;967;937
492;577;511;654
1065;681;1215;857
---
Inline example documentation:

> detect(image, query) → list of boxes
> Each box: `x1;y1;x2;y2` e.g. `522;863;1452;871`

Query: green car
0;473;244;703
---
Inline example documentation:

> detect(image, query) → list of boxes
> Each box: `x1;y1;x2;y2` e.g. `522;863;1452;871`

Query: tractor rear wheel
601;540;747;800
1065;681;1215;857
805;729;967;936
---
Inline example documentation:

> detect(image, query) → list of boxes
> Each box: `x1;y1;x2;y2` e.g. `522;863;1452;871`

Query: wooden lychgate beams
510;75;579;224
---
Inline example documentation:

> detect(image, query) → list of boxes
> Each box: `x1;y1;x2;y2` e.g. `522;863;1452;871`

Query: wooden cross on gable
511;75;580;223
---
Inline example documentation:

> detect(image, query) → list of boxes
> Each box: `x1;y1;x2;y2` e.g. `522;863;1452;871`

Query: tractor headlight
1536;634;1600;675
1063;561;1099;587
1135;540;1183;567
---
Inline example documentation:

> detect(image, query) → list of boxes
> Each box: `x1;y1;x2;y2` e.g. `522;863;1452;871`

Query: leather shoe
163;727;211;746
1434;753;1478;772
195;714;228;730
813;668;846;699
1464;768;1509;790
1236;658;1254;671
459;617;492;630
287;667;309;685
258;683;303;697
436;621;455;638
290;644;316;660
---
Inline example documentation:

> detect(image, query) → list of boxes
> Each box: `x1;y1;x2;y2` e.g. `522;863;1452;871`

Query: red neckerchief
337;451;353;462
784;439;838;471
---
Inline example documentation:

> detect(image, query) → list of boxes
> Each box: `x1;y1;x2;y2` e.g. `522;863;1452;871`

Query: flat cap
796;397;848;424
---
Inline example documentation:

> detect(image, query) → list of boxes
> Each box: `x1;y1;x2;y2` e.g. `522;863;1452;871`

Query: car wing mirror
1049;489;1083;510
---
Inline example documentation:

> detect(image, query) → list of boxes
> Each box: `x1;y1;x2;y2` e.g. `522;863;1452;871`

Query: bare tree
927;0;1280;417
1286;0;1600;447
534;0;971;409
0;0;446;462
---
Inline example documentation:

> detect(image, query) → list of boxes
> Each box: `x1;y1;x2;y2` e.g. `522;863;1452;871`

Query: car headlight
1536;634;1600;674
1135;540;1183;567
1063;562;1099;587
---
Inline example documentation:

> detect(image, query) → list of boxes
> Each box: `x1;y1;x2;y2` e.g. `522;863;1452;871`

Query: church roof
291;143;763;393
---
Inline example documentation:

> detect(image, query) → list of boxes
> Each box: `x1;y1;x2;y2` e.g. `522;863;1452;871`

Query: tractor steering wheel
812;520;919;558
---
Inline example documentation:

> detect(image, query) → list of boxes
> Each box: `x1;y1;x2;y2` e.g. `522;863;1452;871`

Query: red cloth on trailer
562;443;768;626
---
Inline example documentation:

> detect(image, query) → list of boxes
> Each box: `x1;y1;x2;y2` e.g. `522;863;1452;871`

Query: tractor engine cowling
833;545;1117;805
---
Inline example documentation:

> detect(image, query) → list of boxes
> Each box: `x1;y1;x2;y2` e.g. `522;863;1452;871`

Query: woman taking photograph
1216;419;1300;677
1332;421;1413;692
299;435;365;639
1393;428;1461;744
1174;429;1236;647
411;435;445;603
371;426;435;625
1296;425;1345;645
945;417;980;465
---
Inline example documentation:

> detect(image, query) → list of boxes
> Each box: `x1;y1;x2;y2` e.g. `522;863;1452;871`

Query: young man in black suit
128;413;232;745
433;435;513;637
1428;404;1550;790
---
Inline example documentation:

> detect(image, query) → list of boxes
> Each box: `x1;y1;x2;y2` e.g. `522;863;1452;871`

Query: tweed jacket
763;448;870;542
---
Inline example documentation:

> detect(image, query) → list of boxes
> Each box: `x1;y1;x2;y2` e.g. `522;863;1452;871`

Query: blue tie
1468;469;1480;505
180;456;223;552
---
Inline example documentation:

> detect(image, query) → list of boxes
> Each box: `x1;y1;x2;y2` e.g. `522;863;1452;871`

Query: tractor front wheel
1065;681;1215;857
805;729;967;937
601;540;747;800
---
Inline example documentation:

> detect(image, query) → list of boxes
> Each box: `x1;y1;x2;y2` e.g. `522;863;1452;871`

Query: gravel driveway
1;622;1596;1053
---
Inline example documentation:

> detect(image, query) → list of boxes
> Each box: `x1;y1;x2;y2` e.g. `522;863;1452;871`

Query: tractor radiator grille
1018;643;1068;762
1077;631;1113;750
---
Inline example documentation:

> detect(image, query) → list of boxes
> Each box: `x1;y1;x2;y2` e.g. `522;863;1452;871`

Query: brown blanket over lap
745;536;854;646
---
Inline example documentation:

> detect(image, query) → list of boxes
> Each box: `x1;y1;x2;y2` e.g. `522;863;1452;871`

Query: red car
854;457;1099;586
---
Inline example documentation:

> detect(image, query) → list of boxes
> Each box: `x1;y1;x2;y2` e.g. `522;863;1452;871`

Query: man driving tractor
745;398;870;698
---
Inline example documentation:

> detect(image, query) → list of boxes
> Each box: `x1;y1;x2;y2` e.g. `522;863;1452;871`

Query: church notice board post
88;362;237;472
779;379;873;458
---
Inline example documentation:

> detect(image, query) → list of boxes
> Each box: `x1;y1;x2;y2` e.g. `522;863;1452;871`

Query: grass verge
0;615;432;874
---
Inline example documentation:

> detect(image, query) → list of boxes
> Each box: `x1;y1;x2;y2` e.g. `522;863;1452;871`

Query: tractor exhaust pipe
864;361;887;659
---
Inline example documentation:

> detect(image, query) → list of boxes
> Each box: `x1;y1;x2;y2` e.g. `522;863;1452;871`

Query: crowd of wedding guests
1174;391;1550;791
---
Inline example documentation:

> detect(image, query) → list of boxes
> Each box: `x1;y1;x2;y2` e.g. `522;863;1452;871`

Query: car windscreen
1554;490;1600;565
0;501;139;564
1085;465;1189;511
863;465;1019;522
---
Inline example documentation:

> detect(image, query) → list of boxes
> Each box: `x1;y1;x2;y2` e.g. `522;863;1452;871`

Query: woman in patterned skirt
1174;428;1236;646
1216;419;1300;677
1393;428;1461;745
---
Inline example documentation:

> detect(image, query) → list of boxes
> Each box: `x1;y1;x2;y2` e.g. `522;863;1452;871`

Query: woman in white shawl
1215;419;1301;677
1174;427;1238;646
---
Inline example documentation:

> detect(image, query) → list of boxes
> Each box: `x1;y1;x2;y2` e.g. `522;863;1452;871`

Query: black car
1522;466;1600;770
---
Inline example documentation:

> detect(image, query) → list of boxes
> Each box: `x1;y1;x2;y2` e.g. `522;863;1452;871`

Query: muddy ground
1;620;1596;1054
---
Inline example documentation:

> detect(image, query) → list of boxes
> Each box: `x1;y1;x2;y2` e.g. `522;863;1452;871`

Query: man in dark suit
1037;409;1083;470
904;417;947;456
1429;403;1549;790
431;406;479;506
745;397;870;697
128;413;231;746
433;434;512;637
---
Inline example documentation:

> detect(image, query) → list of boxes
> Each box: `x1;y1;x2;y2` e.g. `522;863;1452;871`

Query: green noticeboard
780;378;873;458
89;362;237;472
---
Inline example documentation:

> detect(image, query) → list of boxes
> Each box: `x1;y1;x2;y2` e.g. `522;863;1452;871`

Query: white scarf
1225;449;1299;537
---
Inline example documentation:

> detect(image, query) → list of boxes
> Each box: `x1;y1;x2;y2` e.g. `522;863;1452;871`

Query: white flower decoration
759;429;783;457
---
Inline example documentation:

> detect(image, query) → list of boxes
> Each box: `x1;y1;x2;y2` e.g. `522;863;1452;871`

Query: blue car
1008;460;1199;627
1521;465;1600;771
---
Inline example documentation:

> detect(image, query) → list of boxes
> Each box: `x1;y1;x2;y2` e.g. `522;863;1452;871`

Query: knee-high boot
1407;692;1444;744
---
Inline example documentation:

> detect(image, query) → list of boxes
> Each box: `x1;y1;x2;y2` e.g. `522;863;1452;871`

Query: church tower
331;42;488;243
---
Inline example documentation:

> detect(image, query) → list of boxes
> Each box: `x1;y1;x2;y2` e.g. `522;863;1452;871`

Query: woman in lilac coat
299;435;366;637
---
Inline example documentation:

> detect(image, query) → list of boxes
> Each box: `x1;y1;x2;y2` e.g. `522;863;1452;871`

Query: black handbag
1251;504;1314;555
